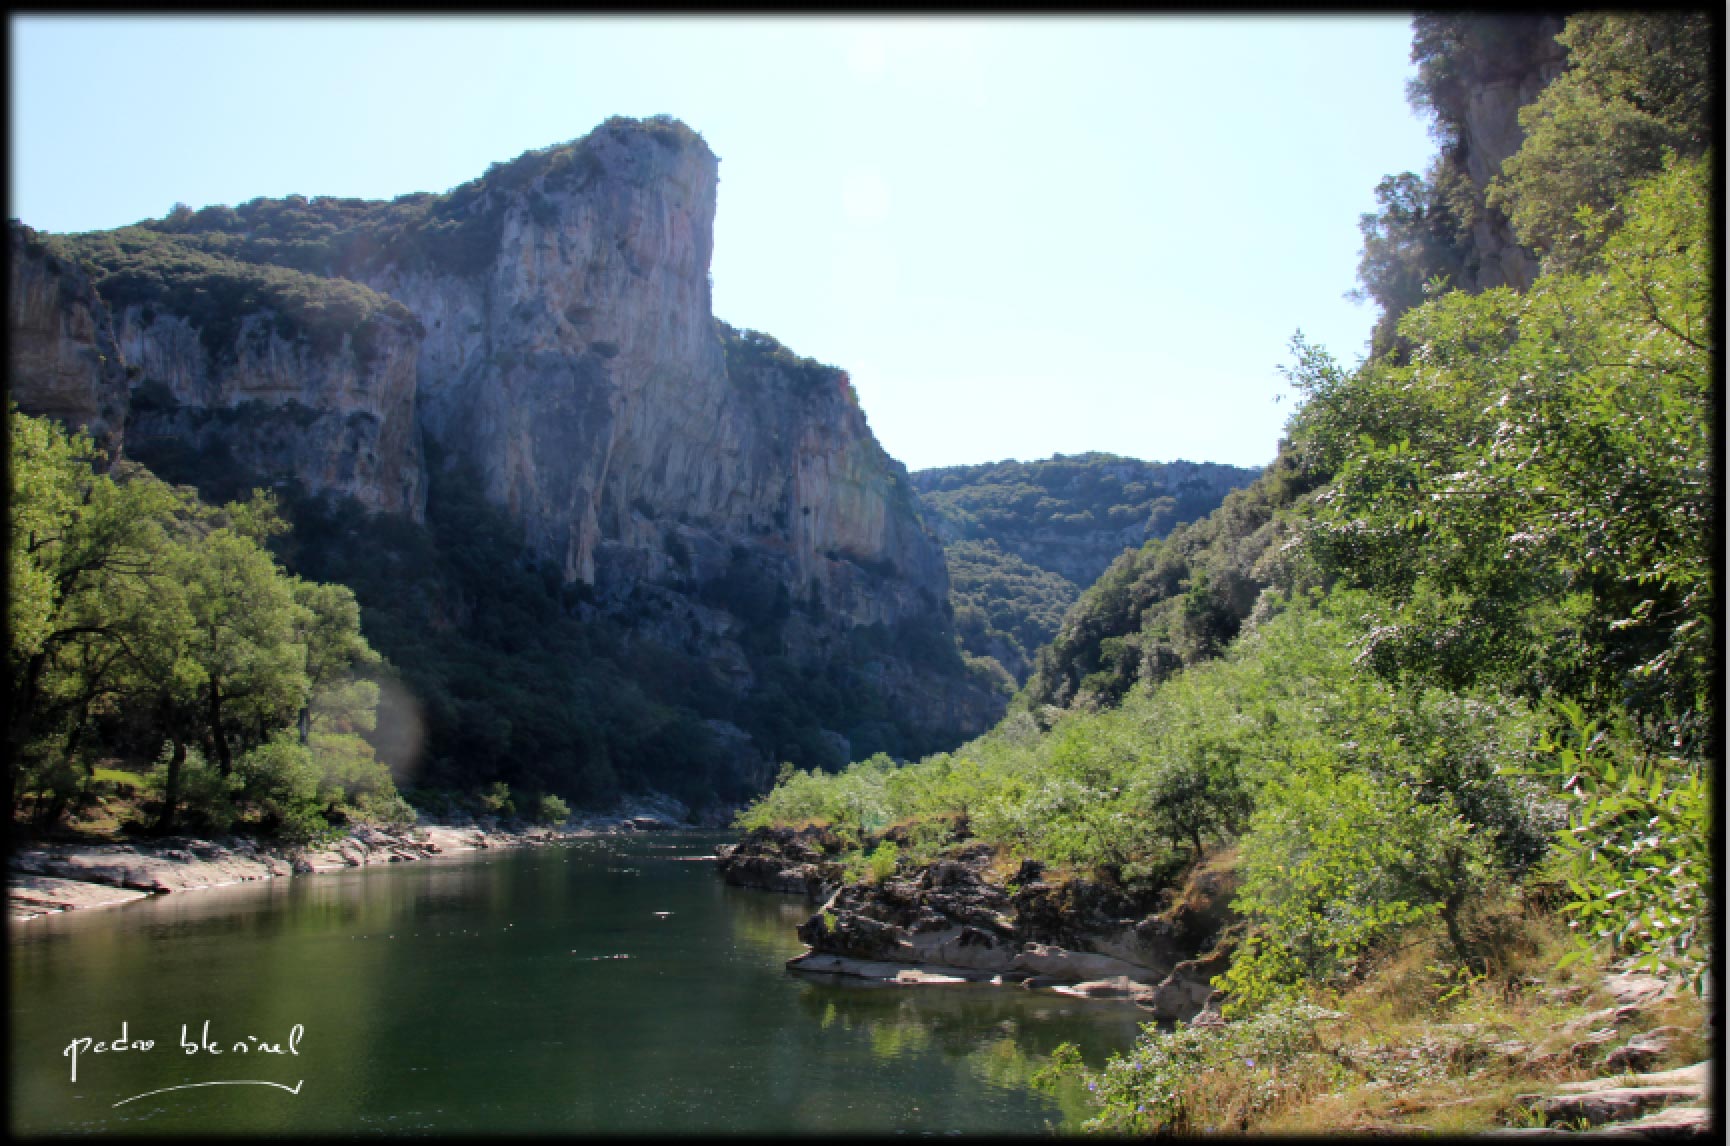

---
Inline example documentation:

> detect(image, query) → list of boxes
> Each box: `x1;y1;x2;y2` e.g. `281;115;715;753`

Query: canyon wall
7;117;999;779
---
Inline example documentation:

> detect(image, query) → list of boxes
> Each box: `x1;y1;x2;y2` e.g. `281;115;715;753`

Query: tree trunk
208;679;232;777
156;736;186;835
5;651;51;812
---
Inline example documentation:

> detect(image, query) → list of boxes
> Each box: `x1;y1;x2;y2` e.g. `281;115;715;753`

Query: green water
10;833;1143;1135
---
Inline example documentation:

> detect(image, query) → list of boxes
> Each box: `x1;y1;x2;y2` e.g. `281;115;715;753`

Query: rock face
1451;15;1569;293
725;827;1239;1021
716;825;844;897
8;116;998;768
1439;15;1577;294
353;122;951;649
9;221;427;518
8;225;130;456
117;305;427;519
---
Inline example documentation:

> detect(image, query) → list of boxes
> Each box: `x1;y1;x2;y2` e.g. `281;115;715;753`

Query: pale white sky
10;15;1436;472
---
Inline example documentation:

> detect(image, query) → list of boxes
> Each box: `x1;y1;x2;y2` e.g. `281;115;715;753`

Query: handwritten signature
63;1022;305;1106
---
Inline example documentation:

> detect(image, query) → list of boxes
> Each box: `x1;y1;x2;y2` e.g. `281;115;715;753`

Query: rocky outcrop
118;304;427;519
1512;1062;1712;1134
1450;15;1569;292
8;224;130;455
716;825;845;897
731;829;1239;1021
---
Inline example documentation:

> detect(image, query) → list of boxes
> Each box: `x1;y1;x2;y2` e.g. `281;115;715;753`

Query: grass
1067;900;1709;1136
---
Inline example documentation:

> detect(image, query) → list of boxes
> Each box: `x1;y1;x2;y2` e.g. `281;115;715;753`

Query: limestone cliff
7;225;129;456
1448;14;1570;292
7;116;999;778
10;221;427;518
348;120;948;646
1408;13;1572;296
114;305;426;520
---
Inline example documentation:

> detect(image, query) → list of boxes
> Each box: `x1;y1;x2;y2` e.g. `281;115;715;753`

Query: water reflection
11;834;1135;1135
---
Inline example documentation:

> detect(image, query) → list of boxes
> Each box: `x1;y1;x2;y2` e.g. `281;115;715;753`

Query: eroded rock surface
8;117;1001;763
732;831;1239;1020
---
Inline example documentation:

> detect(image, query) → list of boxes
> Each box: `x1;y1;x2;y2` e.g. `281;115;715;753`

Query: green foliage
1291;157;1712;737
1064;1002;1348;1133
146;744;236;836
234;733;330;845
867;840;900;882
1537;702;1711;989
1350;167;1476;355
719;322;847;398
1222;755;1495;1011
943;540;1077;682
50;227;417;362
479;780;515;818
912;454;1258;682
1490;12;1714;267
914;454;1255;546
7;409;405;838
534;793;571;826
1021;446;1325;713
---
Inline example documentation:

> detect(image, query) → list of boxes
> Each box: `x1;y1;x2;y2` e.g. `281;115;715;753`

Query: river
10;832;1144;1135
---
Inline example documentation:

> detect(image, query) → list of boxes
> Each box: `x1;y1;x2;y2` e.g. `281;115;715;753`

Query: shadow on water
10;833;1141;1135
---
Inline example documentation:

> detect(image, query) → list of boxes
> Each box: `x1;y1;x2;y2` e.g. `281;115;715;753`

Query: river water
10;833;1145;1135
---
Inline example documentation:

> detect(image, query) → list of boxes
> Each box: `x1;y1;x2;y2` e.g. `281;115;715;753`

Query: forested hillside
911;454;1257;682
735;11;1713;1132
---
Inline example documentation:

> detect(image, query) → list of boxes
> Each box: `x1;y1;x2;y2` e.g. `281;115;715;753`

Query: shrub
535;793;571;826
1054;1001;1350;1133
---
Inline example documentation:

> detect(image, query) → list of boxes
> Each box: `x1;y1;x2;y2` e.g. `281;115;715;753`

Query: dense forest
911;455;1257;682
735;11;1713;1131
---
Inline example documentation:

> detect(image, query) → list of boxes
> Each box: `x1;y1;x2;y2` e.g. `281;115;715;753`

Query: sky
10;15;1437;473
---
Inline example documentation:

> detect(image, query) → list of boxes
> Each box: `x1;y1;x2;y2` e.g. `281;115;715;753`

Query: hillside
911;454;1258;682
732;11;1713;1134
9;116;1002;817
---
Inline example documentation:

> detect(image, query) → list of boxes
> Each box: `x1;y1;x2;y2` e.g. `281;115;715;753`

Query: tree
1490;11;1714;267
1291;157;1712;740
177;527;310;777
292;579;380;742
6;413;191;819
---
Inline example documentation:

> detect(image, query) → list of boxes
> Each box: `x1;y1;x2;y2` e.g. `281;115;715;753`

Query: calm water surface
10;833;1143;1135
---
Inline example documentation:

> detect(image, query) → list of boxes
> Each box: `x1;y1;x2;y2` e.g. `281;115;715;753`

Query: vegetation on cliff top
132;115;705;282
47;226;417;363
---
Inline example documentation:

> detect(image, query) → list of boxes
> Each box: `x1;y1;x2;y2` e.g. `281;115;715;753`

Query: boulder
1009;942;1159;984
1605;1027;1691;1073
1524;1087;1702;1127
